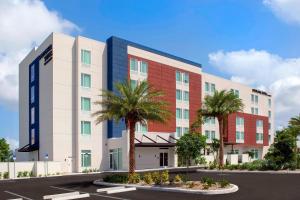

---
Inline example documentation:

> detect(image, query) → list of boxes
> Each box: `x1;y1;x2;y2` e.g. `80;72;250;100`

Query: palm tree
289;114;300;130
93;80;170;174
197;90;244;167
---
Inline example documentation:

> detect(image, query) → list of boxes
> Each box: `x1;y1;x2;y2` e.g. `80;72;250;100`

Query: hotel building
18;33;274;172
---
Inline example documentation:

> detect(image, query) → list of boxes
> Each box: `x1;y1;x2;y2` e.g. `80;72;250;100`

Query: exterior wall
202;72;274;158
227;112;269;147
75;36;107;172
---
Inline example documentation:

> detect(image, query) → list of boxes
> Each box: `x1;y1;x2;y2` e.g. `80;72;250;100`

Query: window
251;149;259;159
109;148;122;170
81;73;91;88
176;108;182;119
211;131;215;139
130;58;138;72
251;107;254;114
183;127;189;134
205;130;210;138
183;109;189;120
31;107;35;124
183;91;189;102
81;121;91;135
135;122;148;133
176;127;182;137
251;94;258;104
269;123;271;130
205;130;215;140
256;120;263;128
231;89;239;97
130;79;137;90
205;82;215;94
268;111;271;118
268;99;271;108
31;86;35;103
81;150;91;167
176;71;182;82
81;50;91;65
81;97;91;111
211;117;215;124
236;117;244;126
255;108;258;115
205;82;209;92
140;61;148;74
256;133;263;142
183;73;189;84
236;131;244;143
31;129;35;145
211;84;216;93
176;89;182;100
30;64;35;82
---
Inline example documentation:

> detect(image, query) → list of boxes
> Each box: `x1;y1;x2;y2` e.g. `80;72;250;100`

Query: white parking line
50;186;131;200
97;186;125;193
52;193;90;200
106;187;136;194
4;190;33;200
43;191;80;199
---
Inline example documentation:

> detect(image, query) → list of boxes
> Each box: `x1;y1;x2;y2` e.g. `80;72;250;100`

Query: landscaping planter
93;180;239;195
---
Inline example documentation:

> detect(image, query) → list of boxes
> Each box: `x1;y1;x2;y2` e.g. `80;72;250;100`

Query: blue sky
0;0;300;149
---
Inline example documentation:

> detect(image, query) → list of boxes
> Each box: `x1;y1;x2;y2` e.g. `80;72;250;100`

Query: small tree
175;132;206;167
264;128;297;170
211;139;220;164
0;138;10;162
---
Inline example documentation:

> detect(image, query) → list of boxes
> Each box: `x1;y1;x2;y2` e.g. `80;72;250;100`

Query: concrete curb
197;169;300;174
93;180;239;195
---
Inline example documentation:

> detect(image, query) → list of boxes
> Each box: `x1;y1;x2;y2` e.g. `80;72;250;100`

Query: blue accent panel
106;37;128;138
28;45;52;151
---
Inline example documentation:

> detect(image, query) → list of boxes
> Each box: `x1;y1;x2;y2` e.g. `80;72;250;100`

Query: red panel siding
128;54;202;133
227;112;269;147
189;73;202;127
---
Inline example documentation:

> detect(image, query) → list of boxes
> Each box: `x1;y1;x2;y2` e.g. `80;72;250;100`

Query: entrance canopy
134;134;177;147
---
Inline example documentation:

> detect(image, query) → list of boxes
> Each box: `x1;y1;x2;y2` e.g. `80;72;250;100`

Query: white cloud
263;0;300;25
209;49;300;129
0;0;78;108
5;137;19;150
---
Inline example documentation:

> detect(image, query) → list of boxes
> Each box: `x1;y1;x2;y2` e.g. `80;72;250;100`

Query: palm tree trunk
218;117;224;167
129;120;136;175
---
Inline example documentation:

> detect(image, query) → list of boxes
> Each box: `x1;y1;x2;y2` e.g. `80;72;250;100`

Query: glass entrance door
159;152;168;167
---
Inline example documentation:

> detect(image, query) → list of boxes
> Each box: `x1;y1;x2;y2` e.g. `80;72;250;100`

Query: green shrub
297;154;300;169
17;171;23;178
202;184;210;189
0;172;2;179
201;176;215;187
3;172;9;179
22;171;29;177
187;181;195;188
209;162;217;170
82;169;89;173
103;174;128;183
143;173;153;184
161;170;169;183
174;174;182;183
219;179;230;188
128;173;140;184
195;156;207;165
151;172;161;185
29;171;34;177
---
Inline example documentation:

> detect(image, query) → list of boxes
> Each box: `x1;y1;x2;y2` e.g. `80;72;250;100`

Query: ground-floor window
81;150;91;167
251;149;259;159
109;148;122;170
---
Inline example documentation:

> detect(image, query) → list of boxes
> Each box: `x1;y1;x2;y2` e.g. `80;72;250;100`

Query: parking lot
0;170;300;200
